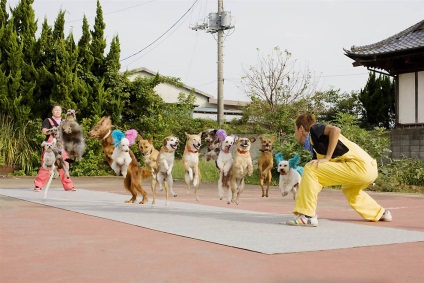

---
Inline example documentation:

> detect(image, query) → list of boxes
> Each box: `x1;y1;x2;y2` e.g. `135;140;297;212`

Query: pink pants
34;149;74;191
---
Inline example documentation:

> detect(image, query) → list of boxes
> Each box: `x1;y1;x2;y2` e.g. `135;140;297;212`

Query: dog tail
140;167;152;179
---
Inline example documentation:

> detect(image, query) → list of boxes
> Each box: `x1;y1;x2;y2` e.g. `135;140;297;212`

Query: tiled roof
344;20;424;56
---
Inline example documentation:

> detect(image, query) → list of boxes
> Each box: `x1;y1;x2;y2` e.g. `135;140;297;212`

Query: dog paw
282;192;288;197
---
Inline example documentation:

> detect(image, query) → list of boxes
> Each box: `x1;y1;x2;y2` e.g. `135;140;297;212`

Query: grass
172;158;280;186
172;158;220;182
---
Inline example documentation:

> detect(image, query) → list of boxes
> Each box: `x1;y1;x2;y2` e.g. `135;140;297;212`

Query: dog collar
259;149;272;152
103;130;111;140
186;145;198;153
237;149;248;154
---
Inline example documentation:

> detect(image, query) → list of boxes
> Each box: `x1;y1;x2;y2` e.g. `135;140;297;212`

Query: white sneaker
380;210;392;222
286;214;318;227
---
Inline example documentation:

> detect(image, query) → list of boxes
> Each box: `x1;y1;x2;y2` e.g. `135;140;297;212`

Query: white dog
216;135;235;204
156;136;179;206
111;137;132;178
276;160;301;200
41;140;56;172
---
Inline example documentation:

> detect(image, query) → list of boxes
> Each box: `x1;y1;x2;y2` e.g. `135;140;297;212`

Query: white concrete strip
1;188;423;254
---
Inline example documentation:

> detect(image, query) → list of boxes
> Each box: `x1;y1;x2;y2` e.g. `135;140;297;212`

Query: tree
315;88;362;122
240;47;320;136
241;47;318;112
359;72;395;129
0;0;8;28
10;0;37;62
77;16;94;74
90;0;106;78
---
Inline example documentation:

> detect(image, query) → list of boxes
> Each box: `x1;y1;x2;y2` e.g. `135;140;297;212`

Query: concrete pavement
1;176;423;282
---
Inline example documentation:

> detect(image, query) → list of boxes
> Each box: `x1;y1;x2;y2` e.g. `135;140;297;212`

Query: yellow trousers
293;157;384;221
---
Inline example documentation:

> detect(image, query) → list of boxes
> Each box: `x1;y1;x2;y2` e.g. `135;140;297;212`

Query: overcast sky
7;0;424;101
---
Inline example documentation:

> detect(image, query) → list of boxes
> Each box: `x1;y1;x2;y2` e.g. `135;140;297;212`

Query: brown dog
230;136;256;205
258;135;276;197
137;135;159;178
203;129;220;161
137;135;170;205
182;132;202;201
87;116;149;204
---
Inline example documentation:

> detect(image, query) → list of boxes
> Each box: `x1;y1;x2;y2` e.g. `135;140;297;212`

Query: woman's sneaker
379;210;392;222
286;214;318;227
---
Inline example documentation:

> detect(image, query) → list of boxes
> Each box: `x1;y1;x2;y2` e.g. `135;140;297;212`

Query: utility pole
217;0;224;126
191;0;234;126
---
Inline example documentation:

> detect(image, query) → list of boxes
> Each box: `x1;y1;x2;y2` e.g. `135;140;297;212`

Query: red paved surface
1;176;423;282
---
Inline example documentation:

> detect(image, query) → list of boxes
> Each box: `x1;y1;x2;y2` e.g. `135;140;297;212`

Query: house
127;67;248;122
344;19;424;161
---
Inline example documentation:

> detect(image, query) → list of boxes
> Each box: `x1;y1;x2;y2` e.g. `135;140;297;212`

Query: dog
156;136;179;206
59;109;85;162
87;116;150;204
182;132;202;201
230;136;256;205
45;127;70;179
275;153;302;200
41;140;56;172
203;129;220;162
216;134;235;204
137;135;159;178
138;135;167;201
111;130;132;178
258;135;276;197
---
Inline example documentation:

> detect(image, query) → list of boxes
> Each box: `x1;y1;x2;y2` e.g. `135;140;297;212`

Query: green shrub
372;156;424;192
0;115;41;173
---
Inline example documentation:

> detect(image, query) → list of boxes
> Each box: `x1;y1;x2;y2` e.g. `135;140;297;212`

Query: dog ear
137;134;143;142
41;141;46;147
259;135;264;141
249;137;256;143
148;137;154;144
198;131;203;137
163;137;168;147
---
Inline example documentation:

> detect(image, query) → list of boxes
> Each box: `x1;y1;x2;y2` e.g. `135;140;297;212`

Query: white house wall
398;73;416;124
418;71;424;123
154;84;210;107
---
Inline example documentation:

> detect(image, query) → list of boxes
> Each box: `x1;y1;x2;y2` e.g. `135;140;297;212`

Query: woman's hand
307;157;330;168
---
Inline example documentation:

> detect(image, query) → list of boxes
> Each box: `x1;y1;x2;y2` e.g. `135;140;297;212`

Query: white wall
398;73;416;124
418;71;424;123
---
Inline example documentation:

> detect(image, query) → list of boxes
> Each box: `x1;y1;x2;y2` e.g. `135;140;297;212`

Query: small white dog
41;140;56;172
275;153;302;200
216;133;235;204
111;137;132;178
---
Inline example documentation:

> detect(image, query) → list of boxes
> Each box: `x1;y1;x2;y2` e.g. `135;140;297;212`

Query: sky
7;0;424;102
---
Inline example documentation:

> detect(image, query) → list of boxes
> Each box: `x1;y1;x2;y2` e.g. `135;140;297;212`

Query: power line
120;0;200;62
67;0;158;24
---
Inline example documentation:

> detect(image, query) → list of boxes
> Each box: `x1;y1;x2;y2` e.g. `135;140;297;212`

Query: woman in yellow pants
286;113;392;227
